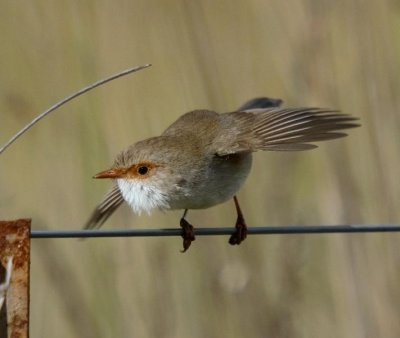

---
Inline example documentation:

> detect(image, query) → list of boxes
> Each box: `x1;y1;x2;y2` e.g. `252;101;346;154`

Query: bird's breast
168;153;253;210
117;178;170;214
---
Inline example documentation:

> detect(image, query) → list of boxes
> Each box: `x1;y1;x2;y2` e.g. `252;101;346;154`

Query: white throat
117;178;170;215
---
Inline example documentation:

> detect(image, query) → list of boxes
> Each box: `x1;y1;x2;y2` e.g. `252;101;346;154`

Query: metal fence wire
30;224;400;238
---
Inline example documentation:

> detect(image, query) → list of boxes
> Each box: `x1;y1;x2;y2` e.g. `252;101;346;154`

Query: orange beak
93;168;126;179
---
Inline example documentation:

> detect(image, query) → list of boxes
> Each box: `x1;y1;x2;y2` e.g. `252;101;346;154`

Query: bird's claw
180;218;196;252
229;214;247;245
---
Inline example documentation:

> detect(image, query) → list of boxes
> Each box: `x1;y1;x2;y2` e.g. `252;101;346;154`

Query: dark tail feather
237;97;283;111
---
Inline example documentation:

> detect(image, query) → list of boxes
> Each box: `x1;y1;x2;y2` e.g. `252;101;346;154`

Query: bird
84;97;359;252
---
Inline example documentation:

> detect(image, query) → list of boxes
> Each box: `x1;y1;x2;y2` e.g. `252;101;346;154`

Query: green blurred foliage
1;1;400;337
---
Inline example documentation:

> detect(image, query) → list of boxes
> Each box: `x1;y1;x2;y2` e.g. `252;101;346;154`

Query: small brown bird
85;97;359;251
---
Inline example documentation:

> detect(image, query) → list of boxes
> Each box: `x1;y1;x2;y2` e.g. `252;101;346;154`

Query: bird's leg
229;196;248;245
180;209;195;252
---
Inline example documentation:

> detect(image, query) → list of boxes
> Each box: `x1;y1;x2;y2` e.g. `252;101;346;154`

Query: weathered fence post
0;219;31;338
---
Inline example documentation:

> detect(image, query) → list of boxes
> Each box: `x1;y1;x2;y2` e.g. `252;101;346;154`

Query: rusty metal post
0;219;30;338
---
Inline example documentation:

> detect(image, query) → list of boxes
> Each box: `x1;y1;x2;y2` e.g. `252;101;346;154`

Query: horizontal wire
30;224;400;238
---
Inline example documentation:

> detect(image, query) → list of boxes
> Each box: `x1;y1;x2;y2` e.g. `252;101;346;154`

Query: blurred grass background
1;1;400;337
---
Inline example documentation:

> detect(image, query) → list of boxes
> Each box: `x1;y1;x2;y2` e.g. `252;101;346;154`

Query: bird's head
93;136;195;214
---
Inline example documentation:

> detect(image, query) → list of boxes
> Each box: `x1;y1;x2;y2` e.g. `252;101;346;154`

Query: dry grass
1;1;400;337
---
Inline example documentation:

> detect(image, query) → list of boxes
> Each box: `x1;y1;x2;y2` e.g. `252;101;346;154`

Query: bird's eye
137;166;149;175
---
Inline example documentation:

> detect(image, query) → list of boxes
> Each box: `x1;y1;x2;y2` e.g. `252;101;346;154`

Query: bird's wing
84;185;124;229
215;107;360;155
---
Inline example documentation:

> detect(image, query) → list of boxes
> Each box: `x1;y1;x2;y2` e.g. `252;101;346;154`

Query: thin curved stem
0;63;151;155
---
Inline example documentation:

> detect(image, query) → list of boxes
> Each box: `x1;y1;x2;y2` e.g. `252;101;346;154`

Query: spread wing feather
216;108;359;155
84;185;124;230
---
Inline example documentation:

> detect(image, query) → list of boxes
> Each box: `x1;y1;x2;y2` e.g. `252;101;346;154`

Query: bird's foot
229;214;248;245
180;218;196;252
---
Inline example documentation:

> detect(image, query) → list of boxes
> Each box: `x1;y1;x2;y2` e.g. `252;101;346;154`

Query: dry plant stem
0;64;152;156
0;257;13;310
